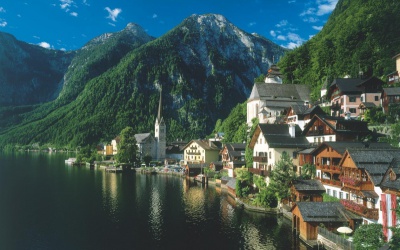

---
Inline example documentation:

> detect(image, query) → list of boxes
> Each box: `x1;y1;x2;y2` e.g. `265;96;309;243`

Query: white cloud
108;22;116;27
0;7;6;13
270;30;276;37
0;20;7;27
303;17;319;23
70;12;78;17
33;35;40;39
312;25;323;31
248;22;256;27
82;0;89;6
317;0;338;16
60;0;73;10
276;20;288;28
277;35;286;41
152;13;158;18
105;7;122;22
286;41;303;49
300;8;316;16
288;0;296;3
38;42;51;49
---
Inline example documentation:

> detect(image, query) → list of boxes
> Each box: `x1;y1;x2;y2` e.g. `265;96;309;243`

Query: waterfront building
220;143;246;177
285;105;326;131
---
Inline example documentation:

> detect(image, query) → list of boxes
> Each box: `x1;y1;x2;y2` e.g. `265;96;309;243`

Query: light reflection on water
0;152;309;250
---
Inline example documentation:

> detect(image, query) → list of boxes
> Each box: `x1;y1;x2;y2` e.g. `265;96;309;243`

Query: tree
268;152;296;201
389;200;400;248
353;223;384;250
301;163;316;179
143;154;152;167
252;175;278;208
234;167;252;197
116;126;138;165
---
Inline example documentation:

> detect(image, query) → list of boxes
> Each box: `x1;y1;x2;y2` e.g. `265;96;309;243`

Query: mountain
0;32;74;106
278;0;400;100
0;14;286;149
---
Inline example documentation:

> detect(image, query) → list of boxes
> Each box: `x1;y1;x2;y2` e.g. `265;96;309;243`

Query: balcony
318;164;341;173
253;156;268;163
340;176;374;190
340;199;379;220
248;168;270;177
330;103;341;110
319;178;341;187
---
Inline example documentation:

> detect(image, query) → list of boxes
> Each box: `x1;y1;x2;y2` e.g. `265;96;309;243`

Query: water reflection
101;171;119;222
182;180;206;224
149;187;163;241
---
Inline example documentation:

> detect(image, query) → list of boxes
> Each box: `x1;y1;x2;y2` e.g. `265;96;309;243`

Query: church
106;90;166;163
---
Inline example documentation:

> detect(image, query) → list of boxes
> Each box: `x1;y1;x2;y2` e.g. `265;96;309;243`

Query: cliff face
0;32;75;106
0;14;287;148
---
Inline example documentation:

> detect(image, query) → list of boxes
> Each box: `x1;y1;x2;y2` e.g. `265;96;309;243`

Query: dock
105;167;123;173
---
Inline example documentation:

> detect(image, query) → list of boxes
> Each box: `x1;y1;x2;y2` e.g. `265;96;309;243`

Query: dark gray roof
294;202;348;223
292;179;326;192
360;102;376;108
383;87;400;96
249;83;311;102
347;149;400;164
259;124;309;148
183;140;221;151
135;133;154;143
226;178;236;189
318;142;393;155
330;78;364;94
302;115;371;136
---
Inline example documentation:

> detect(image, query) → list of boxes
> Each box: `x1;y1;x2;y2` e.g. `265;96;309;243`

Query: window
360;96;364;102
327;189;331;195
269;152;271;159
349;96;356;102
339;192;343;199
333;190;337;198
349;108;356;113
329;136;332;141
375;96;379;101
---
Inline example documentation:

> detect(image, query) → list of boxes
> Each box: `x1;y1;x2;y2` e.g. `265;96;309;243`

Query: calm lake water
0;152;309;250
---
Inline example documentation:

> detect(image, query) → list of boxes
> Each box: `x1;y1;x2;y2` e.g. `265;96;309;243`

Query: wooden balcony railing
248;168;270;177
318;164;341;172
319;178;341;187
253;156;268;163
340;199;379;220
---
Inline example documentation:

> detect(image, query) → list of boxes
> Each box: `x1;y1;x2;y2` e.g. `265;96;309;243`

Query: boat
194;174;206;184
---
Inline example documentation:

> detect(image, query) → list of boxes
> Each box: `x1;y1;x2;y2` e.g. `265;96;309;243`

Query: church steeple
155;88;166;161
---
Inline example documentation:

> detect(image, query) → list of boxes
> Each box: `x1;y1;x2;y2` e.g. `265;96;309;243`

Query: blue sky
0;0;338;51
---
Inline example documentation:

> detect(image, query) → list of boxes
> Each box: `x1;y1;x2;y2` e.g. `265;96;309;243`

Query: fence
318;227;354;250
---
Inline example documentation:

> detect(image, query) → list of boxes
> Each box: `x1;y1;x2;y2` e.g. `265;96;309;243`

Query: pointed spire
157;88;163;123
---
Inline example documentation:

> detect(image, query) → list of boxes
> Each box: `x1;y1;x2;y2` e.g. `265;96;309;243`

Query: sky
0;0;338;51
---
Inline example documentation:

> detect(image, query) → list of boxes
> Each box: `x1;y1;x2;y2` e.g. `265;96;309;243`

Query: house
387;52;400;85
286;105;326;131
290;179;325;204
301;114;371;145
379;161;400;241
249;124;309;182
291;202;361;241
246;67;311;126
311;142;393;200
381;87;400;114
339;148;400;224
165;140;187;165
135;133;157;161
111;136;120;155
327;76;384;118
220;143;246;177
183;140;221;165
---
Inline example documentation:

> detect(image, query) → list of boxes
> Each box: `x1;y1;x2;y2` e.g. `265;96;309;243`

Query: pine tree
116;127;138;165
268;152;296;201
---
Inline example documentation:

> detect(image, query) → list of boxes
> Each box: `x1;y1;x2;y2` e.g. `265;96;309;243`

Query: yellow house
183;140;221;165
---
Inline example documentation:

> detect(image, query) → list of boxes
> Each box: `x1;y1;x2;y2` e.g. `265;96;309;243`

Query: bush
252;189;278;208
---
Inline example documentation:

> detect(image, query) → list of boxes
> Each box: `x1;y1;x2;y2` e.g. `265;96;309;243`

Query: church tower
155;89;166;161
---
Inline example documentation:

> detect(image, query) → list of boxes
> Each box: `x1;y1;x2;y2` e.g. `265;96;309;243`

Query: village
88;53;400;250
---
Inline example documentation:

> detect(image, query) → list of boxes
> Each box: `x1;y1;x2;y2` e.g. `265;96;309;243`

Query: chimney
289;124;296;138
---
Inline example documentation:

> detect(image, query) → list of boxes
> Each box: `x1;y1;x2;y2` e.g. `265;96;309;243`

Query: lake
0;152;309;249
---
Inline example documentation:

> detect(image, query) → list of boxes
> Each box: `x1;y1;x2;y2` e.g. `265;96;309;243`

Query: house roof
359;102;376;109
134;133;153;144
312;142;393;155
302;115;371;136
329;78;364;94
257;124;309;148
291;179;326;192
383;87;400;96
248;83;311;102
293;202;349;223
226;177;236;190
380;159;400;191
183;140;221;151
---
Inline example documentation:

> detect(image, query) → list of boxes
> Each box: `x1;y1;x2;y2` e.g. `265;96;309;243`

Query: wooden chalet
381;87;400;114
387;52;400;85
291;202;360;241
339;149;400;222
301;114;371;145
380;161;400;241
286;105;326;130
290;179;325;204
220;143;246;177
